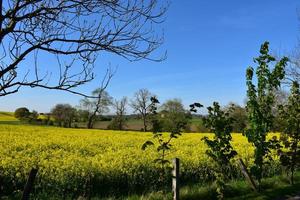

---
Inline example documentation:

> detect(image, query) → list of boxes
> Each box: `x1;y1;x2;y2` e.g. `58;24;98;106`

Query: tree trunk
172;158;180;200
87;115;94;129
143;115;147;132
291;136;298;185
238;159;257;191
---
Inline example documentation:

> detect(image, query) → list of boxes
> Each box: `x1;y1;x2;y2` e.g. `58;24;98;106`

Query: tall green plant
190;102;237;199
142;97;183;185
277;81;300;184
244;41;288;188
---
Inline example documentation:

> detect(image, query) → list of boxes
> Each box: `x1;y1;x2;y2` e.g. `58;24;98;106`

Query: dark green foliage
224;103;247;133
196;120;210;132
28;110;38;123
76;110;90;122
191;102;237;199
107;116;128;130
244;41;289;187
14;107;30;120
202;102;237;168
14;108;39;123
277;81;300;184
39;114;53;126
159;98;192;132
51;104;77;128
142;97;184;186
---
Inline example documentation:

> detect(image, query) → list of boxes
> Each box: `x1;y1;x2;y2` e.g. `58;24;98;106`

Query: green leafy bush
244;41;288;188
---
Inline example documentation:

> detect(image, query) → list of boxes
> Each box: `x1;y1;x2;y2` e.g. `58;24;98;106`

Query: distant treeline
13;91;288;133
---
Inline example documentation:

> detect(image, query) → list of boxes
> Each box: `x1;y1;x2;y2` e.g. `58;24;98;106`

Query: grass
3;173;300;200
123;172;300;200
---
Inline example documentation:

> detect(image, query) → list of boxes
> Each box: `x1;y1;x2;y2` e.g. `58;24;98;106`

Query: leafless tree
0;0;167;97
283;11;300;84
79;68;114;128
130;88;153;131
286;48;300;84
110;96;127;130
274;88;289;106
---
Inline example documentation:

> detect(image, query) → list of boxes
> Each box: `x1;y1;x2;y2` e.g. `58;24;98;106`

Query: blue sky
1;0;300;113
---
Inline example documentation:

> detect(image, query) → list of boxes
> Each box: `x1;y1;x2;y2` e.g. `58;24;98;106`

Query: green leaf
141;141;154;150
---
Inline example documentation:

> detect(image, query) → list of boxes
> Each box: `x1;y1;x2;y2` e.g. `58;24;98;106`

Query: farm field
0;122;283;199
77;117;204;132
0;112;19;125
0;111;204;132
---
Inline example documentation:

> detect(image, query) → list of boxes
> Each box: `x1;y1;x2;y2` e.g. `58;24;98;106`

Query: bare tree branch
0;0;168;97
111;96;128;130
85;67;114;128
130;88;153;131
286;46;300;84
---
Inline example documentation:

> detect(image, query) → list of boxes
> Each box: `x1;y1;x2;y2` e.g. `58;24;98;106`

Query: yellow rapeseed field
0;124;279;197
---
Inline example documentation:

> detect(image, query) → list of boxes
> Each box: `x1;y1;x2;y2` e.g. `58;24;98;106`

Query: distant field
0;111;204;132
81;117;204;132
0;123;281;199
81;119;152;131
0;112;19;125
0;111;16;121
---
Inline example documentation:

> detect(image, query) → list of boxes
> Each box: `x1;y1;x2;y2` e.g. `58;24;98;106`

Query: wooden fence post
172;158;179;200
21;168;38;200
0;175;2;195
238;159;257;191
